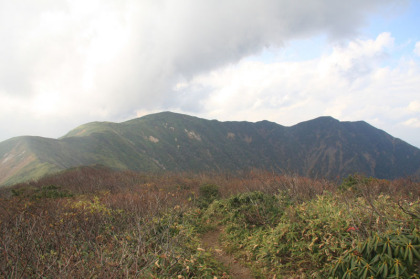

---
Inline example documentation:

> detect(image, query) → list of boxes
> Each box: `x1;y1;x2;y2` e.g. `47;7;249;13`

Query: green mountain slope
1;112;419;185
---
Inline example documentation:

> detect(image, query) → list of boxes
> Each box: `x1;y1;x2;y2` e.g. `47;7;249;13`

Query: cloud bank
2;0;419;147
185;33;420;137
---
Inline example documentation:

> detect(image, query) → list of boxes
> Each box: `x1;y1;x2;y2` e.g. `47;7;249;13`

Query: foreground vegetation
0;167;419;278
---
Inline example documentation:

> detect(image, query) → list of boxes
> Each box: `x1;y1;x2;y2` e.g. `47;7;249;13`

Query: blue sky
367;1;420;42
0;0;419;148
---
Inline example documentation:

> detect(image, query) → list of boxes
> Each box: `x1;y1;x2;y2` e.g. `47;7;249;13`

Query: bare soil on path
200;227;254;279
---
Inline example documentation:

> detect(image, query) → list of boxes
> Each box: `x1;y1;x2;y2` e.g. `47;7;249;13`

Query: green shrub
339;174;370;192
226;191;283;227
32;185;73;199
11;187;34;197
197;183;220;208
330;229;420;279
11;185;73;199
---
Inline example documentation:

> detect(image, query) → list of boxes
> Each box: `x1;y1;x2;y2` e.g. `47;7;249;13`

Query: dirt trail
201;227;254;279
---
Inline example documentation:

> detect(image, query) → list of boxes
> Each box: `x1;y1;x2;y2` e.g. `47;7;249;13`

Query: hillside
1;111;420;185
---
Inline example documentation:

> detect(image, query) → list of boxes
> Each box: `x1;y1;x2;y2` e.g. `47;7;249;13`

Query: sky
1;0;420;148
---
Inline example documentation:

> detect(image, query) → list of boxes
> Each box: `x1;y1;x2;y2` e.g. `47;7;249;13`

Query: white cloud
415;42;420;56
324;32;394;83
408;100;420;112
403;118;420;128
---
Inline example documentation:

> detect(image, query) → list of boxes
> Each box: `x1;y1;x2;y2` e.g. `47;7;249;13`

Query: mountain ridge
1;111;419;186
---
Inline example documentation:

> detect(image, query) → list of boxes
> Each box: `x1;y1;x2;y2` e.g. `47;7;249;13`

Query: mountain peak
299;116;339;125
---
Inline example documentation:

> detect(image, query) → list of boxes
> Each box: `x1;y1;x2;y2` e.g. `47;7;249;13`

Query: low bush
10;184;73;199
330;228;420;279
197;183;221;208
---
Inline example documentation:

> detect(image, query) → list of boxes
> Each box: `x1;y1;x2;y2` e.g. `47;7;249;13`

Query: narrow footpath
200;227;254;279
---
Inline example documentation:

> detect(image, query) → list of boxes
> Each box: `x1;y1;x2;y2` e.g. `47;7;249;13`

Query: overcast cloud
1;0;419;147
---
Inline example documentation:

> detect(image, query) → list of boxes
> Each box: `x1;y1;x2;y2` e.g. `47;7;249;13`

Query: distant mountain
1;112;419;186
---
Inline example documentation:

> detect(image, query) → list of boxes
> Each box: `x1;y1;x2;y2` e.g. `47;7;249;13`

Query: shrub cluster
200;176;420;278
331;229;420;278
